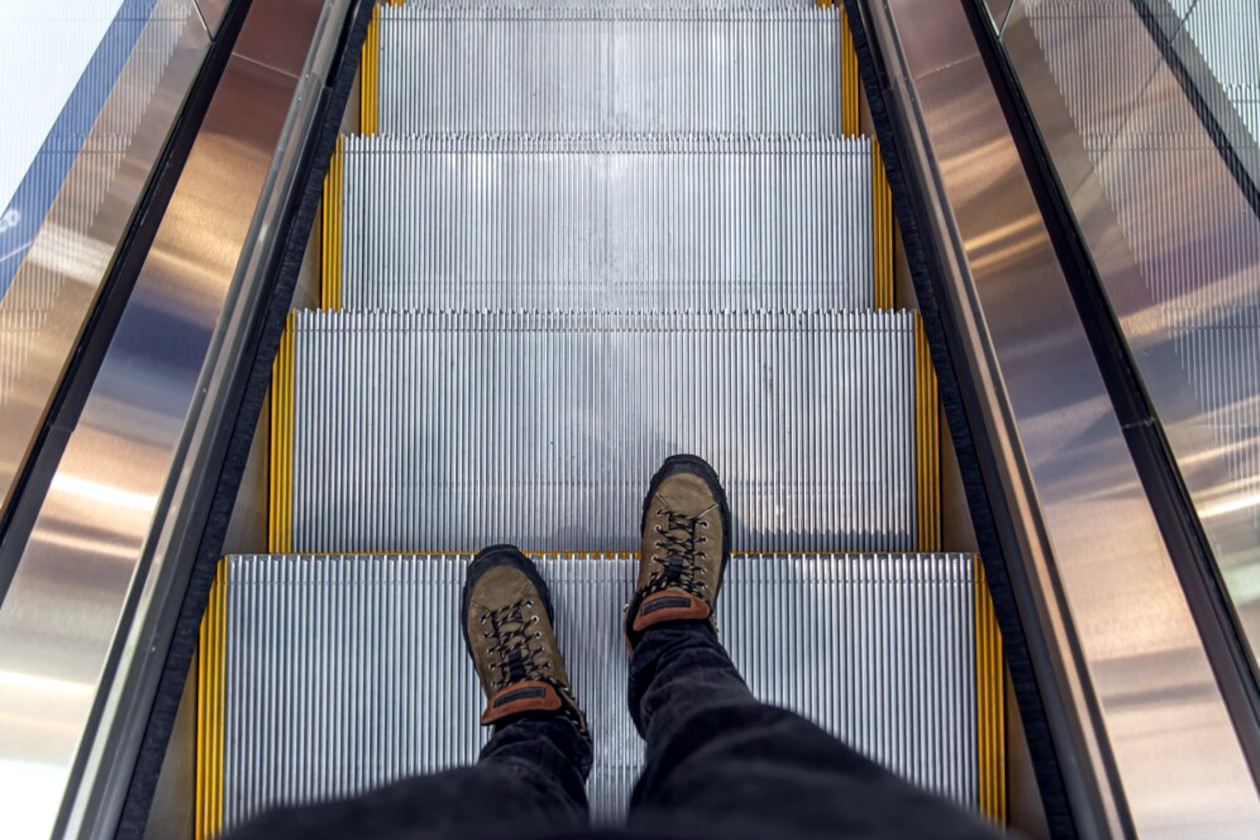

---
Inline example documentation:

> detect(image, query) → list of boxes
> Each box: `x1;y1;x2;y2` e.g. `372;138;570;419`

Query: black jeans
225;624;1001;840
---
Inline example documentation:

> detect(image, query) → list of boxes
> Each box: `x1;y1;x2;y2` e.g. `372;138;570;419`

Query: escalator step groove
204;552;985;828
371;3;842;135
274;309;918;554
329;134;874;311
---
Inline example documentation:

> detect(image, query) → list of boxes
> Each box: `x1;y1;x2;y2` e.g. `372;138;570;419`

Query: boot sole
639;453;733;598
460;544;556;661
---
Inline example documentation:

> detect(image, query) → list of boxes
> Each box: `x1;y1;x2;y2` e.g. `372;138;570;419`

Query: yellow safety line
321;137;344;311
873;141;894;309
321;149;331;310
283;313;295;554
270;313;296;553
361;4;379;136
335;137;343;310
839;7;859;136
195;591;207;840
196;561;228;840
914;313;940;551
975;558;1007;823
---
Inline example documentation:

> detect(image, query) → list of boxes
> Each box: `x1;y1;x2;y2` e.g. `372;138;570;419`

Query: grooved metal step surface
373;4;843;134
329;134;873;311
273;309;922;554
204;552;995;826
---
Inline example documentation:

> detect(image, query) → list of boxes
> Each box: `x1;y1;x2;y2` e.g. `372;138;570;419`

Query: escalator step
326;134;873;311
370;3;842;134
272;309;923;554
200;552;993;828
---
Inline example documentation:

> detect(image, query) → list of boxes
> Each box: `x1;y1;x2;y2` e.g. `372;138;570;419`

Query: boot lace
645;510;711;598
479;599;552;692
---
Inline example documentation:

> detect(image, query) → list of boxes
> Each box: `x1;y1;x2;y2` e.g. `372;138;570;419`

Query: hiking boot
462;545;587;734
625;454;732;651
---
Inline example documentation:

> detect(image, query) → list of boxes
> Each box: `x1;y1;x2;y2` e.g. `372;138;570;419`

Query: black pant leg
222;715;591;840
626;623;1002;839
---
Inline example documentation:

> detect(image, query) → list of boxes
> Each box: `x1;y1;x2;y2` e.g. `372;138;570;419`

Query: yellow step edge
873;141;894;310
320;138;344;310
914;313;940;552
975;558;1007;824
321;136;344;312
360;4;380;136
839;6;860;137
195;561;227;840
269;313;296;554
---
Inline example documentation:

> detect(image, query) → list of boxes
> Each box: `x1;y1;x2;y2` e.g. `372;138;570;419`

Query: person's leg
222;714;590;840
623;455;1001;840
224;545;592;840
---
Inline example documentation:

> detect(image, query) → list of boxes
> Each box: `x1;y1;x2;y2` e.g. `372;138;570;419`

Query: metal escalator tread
370;2;842;134
200;552;994;829
327;134;874;311
272;309;919;554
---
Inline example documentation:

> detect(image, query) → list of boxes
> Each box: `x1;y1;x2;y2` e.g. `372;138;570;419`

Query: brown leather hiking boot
625;454;732;651
462;545;587;734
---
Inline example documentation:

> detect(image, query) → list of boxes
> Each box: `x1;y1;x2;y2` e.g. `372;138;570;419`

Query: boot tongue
481;679;562;726
631;589;711;633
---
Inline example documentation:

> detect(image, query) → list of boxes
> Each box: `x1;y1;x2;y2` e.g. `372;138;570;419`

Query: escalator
3;1;1260;839
196;3;1002;833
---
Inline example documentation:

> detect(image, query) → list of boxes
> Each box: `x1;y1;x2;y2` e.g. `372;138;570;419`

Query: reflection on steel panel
0;0;208;524
863;0;1260;835
1007;0;1260;686
1181;1;1260;155
984;0;1013;32
0;0;353;834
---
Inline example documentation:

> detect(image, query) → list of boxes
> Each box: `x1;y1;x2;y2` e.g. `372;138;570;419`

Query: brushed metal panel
0;0;208;527
233;0;326;78
194;0;229;37
0;52;296;840
869;0;1260;835
1007;0;1260;661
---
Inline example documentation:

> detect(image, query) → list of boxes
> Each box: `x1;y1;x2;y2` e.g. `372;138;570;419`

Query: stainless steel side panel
859;0;1260;835
0;1;354;837
0;0;209;523
1003;0;1260;674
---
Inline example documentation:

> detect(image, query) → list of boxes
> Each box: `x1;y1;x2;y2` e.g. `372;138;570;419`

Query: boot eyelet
534;631;542;639
530;616;540;625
